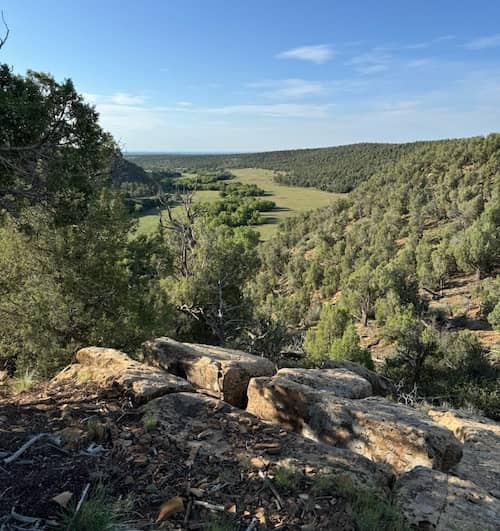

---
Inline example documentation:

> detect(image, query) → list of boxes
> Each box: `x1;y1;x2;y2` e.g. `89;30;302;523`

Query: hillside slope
127;140;441;193
250;134;500;416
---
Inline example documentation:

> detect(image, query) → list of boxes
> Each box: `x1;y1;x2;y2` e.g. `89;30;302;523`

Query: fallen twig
258;470;283;510
192;500;226;512
75;483;90;514
4;434;48;464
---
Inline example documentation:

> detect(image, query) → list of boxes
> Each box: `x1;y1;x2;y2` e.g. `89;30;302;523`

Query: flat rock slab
324;360;396;397
428;408;500;498
143;392;391;494
247;374;462;474
395;466;500;531
142;337;275;407
52;347;193;404
276;368;373;399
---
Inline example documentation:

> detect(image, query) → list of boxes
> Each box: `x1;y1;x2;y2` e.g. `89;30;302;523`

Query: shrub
328;323;374;370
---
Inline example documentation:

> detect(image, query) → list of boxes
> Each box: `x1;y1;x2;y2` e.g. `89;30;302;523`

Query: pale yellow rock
52;346;193;403
428;408;500;498
142;337;275;407
247;373;462;474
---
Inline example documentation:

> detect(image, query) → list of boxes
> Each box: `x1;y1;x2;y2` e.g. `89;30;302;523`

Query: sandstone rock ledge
142;337;275;407
52;346;193;403
247;369;462;474
428;408;500;499
395;466;500;530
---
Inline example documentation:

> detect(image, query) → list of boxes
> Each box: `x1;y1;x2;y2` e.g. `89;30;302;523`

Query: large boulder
395;466;500;530
142;392;392;493
428;408;500;498
142;337;275;407
52;347;193;404
247;372;462;474
323;360;396;397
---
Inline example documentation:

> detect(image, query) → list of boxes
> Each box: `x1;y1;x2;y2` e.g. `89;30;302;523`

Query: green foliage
10;370;36;394
311;474;409;531
56;485;126;531
274;465;304;493
0;66;172;375
329;324;374;370
0;64;114;217
142;412;158;432
208;196;275;227
452;203;500;279
475;276;500;329
488;302;500;330
162;216;260;343
303;305;350;363
349;490;410;531
128;141;427;193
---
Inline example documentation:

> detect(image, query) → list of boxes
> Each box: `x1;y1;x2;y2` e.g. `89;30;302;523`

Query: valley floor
135;168;341;240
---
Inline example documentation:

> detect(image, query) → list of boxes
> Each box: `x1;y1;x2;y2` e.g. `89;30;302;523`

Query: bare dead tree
157;187;198;277
0;11;9;50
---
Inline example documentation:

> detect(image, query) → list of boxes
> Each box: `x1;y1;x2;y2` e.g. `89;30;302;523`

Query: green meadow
135;168;341;240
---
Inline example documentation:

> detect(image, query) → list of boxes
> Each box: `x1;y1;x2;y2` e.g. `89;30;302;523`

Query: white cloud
276;44;334;64
349;49;391;75
465;34;500;50
406;35;455;50
247;79;327;99
176;101;193;107
110;92;145;106
406;58;433;68
204;103;334;119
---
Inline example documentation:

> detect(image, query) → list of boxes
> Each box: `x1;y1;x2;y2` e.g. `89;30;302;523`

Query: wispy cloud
349;49;391;75
406;58;433;68
276;44;334;64
406;35;455;50
247;78;327;99
176;101;193;107
465;34;500;50
110;92;145;106
84;92;146;107
204;103;334;119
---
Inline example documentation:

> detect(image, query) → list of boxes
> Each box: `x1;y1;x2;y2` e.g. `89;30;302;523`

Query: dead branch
258;470;283;510
192;500;226;512
0;11;9;50
3;433;52;464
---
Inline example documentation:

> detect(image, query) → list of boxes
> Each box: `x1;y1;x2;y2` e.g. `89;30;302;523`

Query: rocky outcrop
142;337;275;407
276;368;373;399
323;359;396;396
52;346;193;404
247;370;462;474
395;466;500;530
143;391;392;493
428;408;500;498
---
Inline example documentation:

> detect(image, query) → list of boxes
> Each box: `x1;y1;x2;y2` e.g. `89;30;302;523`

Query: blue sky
2;0;500;152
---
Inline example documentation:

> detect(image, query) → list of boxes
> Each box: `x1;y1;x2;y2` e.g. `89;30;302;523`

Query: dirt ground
0;381;356;530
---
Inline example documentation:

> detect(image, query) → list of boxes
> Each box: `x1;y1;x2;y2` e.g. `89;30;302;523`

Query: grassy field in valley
135;168;342;240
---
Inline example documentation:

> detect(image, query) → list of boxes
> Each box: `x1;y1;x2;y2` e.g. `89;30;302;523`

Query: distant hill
127;140;450;193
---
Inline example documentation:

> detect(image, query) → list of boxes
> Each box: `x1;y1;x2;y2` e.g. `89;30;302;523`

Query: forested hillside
1;60;498;421
127;141;431;193
249;134;500;417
